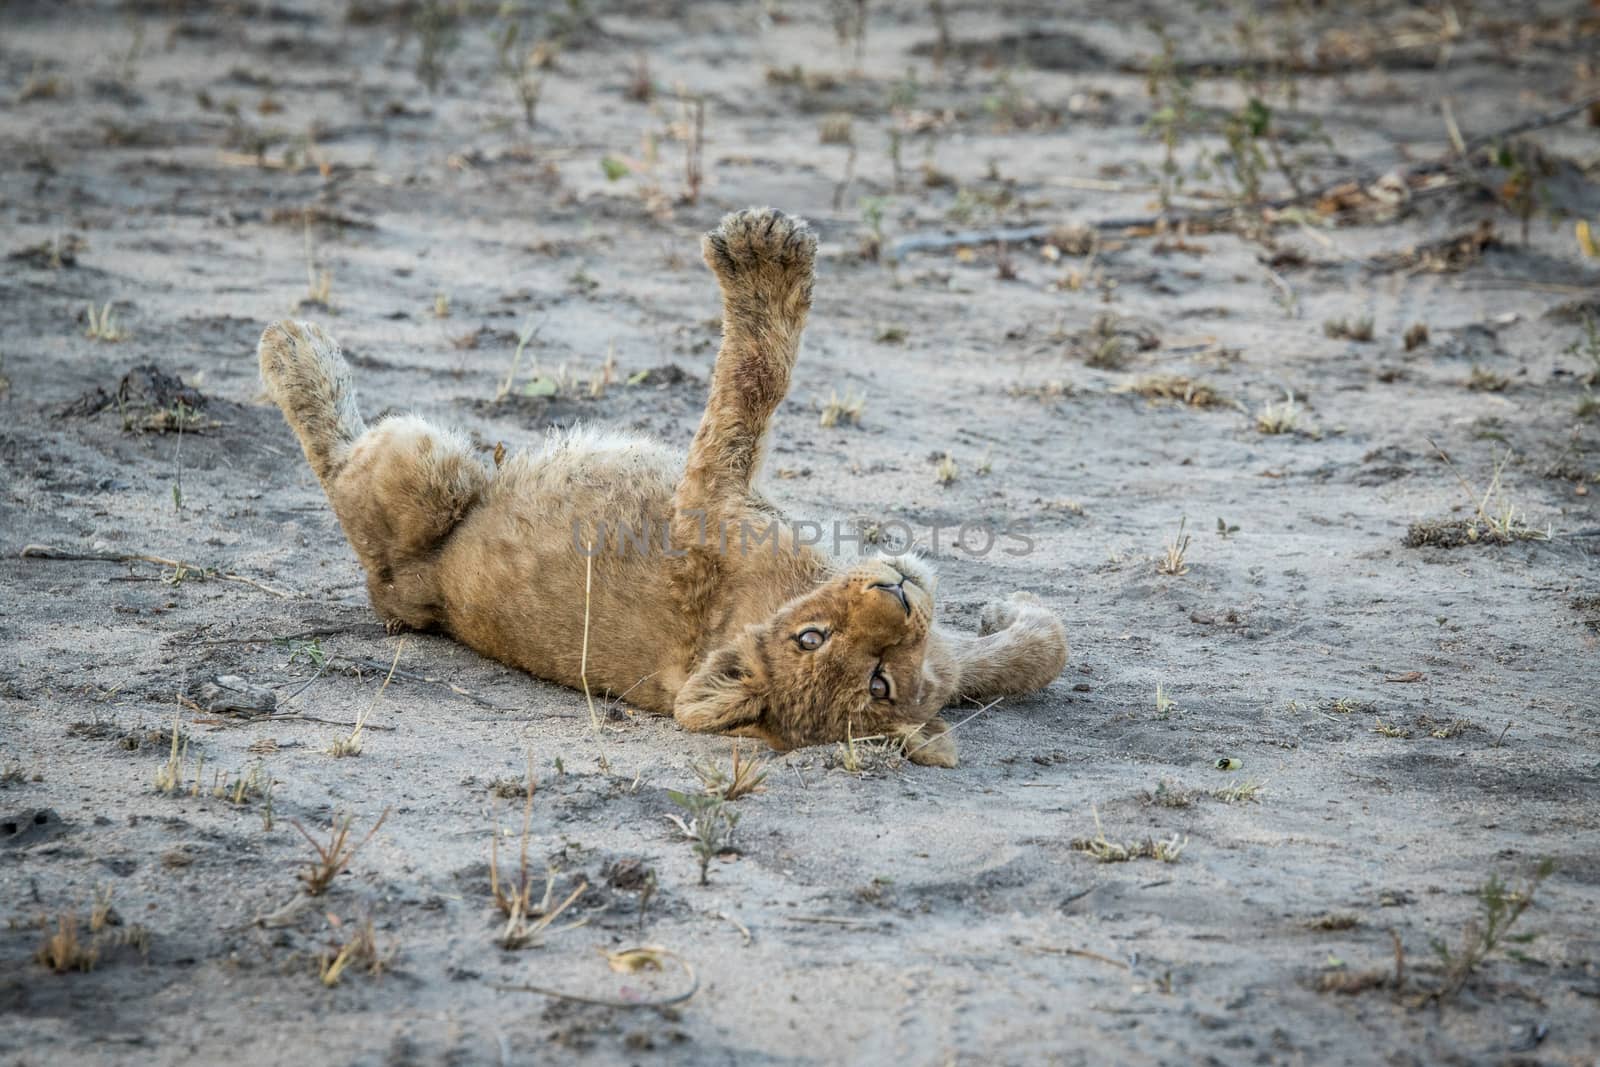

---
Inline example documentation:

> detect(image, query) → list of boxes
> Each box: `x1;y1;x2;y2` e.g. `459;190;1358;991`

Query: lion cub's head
674;555;960;766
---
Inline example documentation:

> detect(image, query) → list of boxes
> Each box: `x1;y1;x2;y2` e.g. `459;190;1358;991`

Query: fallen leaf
607;946;669;974
1385;671;1424;683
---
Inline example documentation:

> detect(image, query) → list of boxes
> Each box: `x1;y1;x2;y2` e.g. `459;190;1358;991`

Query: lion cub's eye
869;669;892;701
796;628;827;651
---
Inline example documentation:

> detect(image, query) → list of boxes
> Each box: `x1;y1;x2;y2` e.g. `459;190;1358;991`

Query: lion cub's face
674;555;959;766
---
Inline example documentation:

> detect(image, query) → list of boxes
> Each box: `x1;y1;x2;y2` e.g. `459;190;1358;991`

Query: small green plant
934;454;958;486
1492;140;1549;244
413;0;461;93
1154;683;1178;718
858;196;887;260
495;20;546;129
666;791;740;886
496;317;541;401
1567;314;1600;386
1143;24;1196;210
1430;860;1555;1000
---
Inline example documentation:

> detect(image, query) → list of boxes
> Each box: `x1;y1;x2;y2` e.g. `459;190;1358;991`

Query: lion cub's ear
897;717;958;768
673;638;767;734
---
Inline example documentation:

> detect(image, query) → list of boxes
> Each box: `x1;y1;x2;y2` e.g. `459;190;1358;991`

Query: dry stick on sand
1035;945;1131;969
903;697;1002;761
20;544;291;598
493;948;699;1008
887;93;1600;260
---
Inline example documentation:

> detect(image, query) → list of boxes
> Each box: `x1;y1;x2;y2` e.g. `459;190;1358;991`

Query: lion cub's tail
257;320;366;490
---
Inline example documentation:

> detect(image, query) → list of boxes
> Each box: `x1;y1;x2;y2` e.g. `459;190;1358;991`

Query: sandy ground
3;1;1600;1063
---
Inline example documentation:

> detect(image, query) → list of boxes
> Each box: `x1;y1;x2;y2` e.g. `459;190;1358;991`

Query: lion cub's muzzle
850;558;934;640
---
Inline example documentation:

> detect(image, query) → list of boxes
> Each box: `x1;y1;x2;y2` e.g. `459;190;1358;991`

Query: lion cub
258;208;1067;766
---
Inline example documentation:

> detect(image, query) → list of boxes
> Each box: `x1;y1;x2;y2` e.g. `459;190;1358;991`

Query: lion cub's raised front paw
978;590;1047;636
702;207;816;311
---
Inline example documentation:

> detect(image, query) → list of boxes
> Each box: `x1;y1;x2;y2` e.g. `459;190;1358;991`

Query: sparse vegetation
819;389;866;428
1568;313;1600;386
1406;443;1549;547
1071;808;1186;863
495;19;548;129
1323;316;1374;342
412;0;461;94
83;301;128;342
488;772;587;949
1466;365;1510;392
1255;392;1302;435
1430;860;1555;1001
33;888;149;974
1212;778;1265;804
318;917;392;986
666;790;740;886
935;454;958;486
1117;375;1229;409
291;810;389;897
691;742;769;801
1157;517;1190;576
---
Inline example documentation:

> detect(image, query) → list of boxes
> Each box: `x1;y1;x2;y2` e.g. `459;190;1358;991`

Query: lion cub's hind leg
329;414;490;631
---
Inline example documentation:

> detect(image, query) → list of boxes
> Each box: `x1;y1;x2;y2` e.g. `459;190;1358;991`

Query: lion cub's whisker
902;697;1003;759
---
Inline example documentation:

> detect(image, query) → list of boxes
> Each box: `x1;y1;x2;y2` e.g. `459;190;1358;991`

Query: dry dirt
3;1;1600;1064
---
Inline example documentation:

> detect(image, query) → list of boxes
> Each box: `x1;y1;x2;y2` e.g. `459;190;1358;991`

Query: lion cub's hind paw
703;207;816;292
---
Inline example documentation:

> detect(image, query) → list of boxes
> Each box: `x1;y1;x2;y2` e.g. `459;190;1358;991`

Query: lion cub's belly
434;429;688;711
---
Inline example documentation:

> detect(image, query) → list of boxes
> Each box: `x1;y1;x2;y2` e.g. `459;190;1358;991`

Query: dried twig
493;948;698;1007
20;544;291;598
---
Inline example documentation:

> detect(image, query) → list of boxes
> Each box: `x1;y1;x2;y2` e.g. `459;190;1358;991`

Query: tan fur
257;208;1068;767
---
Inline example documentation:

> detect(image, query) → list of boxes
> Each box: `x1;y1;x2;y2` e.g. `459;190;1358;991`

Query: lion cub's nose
869;579;910;615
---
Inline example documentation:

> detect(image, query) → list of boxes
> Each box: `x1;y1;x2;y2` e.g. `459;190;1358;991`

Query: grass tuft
692;742;769;801
1071;807;1187;863
1157;517;1191;576
291;809;389;897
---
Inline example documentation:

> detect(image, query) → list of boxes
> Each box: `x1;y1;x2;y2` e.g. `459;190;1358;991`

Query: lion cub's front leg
949;592;1070;701
673;208;817;525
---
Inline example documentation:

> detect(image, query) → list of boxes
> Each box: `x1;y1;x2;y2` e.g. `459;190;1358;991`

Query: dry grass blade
318;918;391;987
21;544;291;598
489;763;588;948
34;915;99;974
494;946;698;1008
328;640;403;757
291;808;390;896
